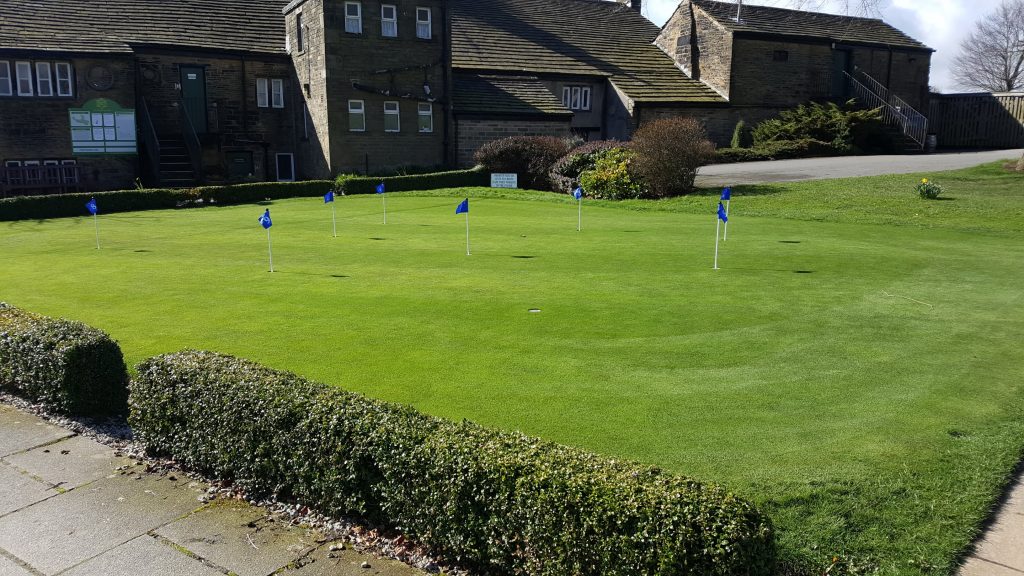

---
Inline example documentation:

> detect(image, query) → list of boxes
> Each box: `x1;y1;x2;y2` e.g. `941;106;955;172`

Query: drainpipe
240;55;248;134
886;46;893;93
442;0;453;167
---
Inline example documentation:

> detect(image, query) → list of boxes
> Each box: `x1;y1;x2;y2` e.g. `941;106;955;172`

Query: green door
830;50;851;100
180;66;207;134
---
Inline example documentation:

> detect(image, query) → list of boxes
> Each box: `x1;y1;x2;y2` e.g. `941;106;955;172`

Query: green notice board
69;98;137;155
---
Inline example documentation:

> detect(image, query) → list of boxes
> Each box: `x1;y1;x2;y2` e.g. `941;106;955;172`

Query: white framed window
384;101;400;132
417;103;433;133
416;7;431;39
276;153;295;181
581;86;591;110
256;78;269;108
43;159;60;184
61;159;78;184
23;160;41;184
381;4;397;37
271;79;284;108
0;62;11;96
4;161;22;185
55;62;73;96
348;99;365;131
16;61;33;96
296;11;305;52
345;2;362;34
35;62;53;96
561;85;591;111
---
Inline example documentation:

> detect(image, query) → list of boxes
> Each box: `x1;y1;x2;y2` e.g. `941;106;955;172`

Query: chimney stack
616;0;642;13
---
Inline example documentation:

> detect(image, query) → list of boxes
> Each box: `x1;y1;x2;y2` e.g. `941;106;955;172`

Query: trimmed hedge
0;181;334;222
335;168;489;195
131;350;775;576
714;139;837;164
0;303;128;415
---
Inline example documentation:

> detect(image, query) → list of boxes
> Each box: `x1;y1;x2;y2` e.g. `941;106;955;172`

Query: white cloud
640;0;1002;92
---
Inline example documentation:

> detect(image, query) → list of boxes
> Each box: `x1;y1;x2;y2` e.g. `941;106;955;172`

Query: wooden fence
928;92;1024;149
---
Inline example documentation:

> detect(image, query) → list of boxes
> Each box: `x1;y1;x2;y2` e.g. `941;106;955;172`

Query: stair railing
844;70;928;148
137;98;161;186
178;102;204;185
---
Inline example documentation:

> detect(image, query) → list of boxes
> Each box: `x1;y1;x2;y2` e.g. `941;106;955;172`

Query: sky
639;0;1005;92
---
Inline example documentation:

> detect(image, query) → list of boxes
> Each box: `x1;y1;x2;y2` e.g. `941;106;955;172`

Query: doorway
180;66;207;134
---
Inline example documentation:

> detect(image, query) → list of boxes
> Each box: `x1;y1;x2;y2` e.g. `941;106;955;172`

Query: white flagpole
465;211;471;255
331;202;337;237
713;216;721;270
723;199;730;241
267;228;274;272
382;193;387;224
577;197;582;232
93;214;100;249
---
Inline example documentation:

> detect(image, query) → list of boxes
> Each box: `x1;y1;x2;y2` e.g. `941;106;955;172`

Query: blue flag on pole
85;198;98;215
717;202;728;223
455;198;469;214
259;209;272;229
376;182;385;194
324;190;335;203
721;187;731;201
573;187;583;200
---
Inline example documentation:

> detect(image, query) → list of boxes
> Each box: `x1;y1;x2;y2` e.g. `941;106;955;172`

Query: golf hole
528;308;541;313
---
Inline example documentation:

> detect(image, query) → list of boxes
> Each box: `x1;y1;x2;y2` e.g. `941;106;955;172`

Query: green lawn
2;161;1023;574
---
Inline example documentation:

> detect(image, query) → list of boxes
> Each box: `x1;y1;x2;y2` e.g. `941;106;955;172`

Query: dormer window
381;5;397;37
345;2;362;34
562;85;591;111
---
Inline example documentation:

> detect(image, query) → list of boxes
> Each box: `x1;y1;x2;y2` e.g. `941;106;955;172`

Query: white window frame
383;101;400;132
348;99;365;131
256;78;269;108
271;79;284;108
55;62;72;97
416;7;431;39
345;2;362;34
35;62;53;97
5;160;22;185
561;85;591;111
580;86;591;110
23;160;41;184
417;102;433;133
275;153;295;182
381;4;397;38
0;61;11;96
61;159;78;184
15;61;33;96
43;159;60;184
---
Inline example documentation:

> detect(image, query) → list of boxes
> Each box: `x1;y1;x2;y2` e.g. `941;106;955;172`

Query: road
696;149;1023;186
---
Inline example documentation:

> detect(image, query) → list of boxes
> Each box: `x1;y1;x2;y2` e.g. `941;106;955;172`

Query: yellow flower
922;178;928;184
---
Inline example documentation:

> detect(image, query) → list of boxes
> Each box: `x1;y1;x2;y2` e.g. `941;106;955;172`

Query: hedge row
130;350;775;576
714;139;838;164
0;181;333;221
336;168;489;195
0;303;128;415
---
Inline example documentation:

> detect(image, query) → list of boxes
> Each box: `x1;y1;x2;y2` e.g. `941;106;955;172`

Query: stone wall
286;0;332;179
455;117;572;167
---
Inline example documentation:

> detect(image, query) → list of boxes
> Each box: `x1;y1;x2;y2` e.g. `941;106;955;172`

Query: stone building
1;0;932;193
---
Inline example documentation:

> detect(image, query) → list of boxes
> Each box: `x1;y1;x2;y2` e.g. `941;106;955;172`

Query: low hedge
0;181;334;221
0;303;128;415
335;168;489;195
131;350;775;575
714;139;837;164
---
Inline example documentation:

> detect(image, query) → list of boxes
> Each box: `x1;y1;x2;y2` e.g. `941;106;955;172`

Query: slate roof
692;0;931;51
451;0;725;104
454;74;573;116
0;0;288;55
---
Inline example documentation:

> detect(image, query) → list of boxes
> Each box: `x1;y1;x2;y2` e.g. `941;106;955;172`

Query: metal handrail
137;98;161;186
844;71;928;148
178;103;203;185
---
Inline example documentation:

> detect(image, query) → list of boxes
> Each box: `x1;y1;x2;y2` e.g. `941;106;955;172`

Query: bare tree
952;0;1024;92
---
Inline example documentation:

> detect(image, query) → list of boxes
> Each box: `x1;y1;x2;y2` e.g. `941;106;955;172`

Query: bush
579;148;646;200
130;350;776;576
631;117;716;197
731;119;750;149
916;178;943;199
0;303;128;415
549;140;623;194
715;139;836;163
751;101;883;154
194;181;333;205
334;168;489;195
473;136;573;191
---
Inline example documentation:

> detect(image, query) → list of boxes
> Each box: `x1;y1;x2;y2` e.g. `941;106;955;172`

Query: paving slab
60;535;224;576
0;461;56;518
958;556;1024;576
0;405;73;458
0;552;36;576
968;508;1024;571
0;469;202;575
155;500;320;576
2;435;130;491
283;544;425;576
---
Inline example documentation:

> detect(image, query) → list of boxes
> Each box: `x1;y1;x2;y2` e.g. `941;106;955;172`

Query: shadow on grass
692;184;789;197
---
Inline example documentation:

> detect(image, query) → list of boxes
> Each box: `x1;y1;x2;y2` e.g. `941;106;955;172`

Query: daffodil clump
916;177;943;199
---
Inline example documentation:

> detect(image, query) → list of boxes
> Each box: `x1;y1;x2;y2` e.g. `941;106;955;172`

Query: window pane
36;62;53;96
276;154;295;181
271;79;284;108
256;78;269;108
16;62;32;96
382;6;397;39
0;62;11;96
562;87;571;108
296;13;304;51
418;103;432;133
345;2;362;33
384;101;399;132
55;63;72;96
349;100;365;131
571;87;581;109
416;7;431;38
581;87;591;110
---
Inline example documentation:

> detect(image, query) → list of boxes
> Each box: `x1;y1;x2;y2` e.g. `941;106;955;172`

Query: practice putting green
2;163;1023;574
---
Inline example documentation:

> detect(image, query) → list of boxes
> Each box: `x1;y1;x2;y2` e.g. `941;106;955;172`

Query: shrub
0;303;128;415
731;119;750;149
473;136;573;191
194;181;333;205
579;148;646;200
751;101;883;154
916;178;943;199
130;350;776;576
714;139;836;164
631;117;716;197
549;140;623;194
334;168;489;195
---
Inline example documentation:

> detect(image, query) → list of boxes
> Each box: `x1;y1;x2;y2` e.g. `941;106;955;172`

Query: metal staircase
843;68;928;150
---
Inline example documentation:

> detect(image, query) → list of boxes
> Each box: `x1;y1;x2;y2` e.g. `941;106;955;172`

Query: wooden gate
928;92;1024;148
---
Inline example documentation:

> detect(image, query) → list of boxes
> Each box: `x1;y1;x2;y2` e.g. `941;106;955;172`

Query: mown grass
1;161;1022;575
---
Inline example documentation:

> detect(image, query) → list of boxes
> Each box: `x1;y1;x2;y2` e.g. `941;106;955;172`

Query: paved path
696;149;1024;186
0;404;420;576
959;473;1024;576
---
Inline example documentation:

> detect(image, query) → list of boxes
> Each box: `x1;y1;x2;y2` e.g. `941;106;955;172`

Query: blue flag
85;198;98;215
376;182;385;194
259;209;272;229
573;187;583;200
455;198;469;214
721;187;731;201
717;202;728;223
324;190;335;203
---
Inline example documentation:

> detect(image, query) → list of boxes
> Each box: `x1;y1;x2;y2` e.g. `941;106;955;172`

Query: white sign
491;173;518;188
